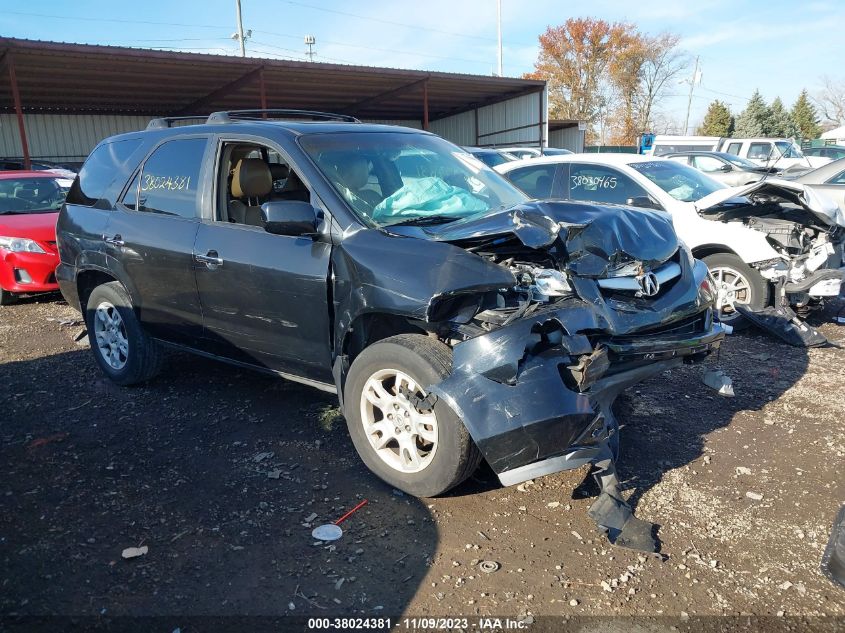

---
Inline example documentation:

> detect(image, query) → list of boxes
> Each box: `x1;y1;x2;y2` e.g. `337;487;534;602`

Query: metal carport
0;37;555;167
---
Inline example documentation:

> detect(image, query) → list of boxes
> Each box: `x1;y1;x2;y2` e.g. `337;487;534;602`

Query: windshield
775;141;805;159
723;154;761;169
0;177;68;214
473;151;511;168
629;160;725;202
300;132;527;227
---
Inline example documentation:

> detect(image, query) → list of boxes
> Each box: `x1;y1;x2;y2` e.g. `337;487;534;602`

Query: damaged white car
497;155;845;342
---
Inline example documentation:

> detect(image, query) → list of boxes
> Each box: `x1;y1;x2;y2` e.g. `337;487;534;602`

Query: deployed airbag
372;177;487;222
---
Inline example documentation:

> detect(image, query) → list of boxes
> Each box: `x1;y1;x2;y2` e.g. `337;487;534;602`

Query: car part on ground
56;115;725;551
822;505;845;589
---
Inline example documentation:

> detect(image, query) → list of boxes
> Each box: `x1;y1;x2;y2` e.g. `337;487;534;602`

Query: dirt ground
1;293;843;631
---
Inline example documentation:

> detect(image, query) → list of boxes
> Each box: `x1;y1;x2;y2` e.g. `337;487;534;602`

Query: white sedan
495;154;845;325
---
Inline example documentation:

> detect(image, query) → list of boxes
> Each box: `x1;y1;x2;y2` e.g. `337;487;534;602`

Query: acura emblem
636;271;660;297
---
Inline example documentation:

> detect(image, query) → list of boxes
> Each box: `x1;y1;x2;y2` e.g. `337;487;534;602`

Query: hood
0;212;59;244
694;178;845;228
418;201;680;278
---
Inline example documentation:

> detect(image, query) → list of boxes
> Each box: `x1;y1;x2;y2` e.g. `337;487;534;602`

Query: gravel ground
0;294;843;631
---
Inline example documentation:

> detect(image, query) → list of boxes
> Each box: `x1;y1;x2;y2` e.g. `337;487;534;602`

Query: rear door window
725;142;742;156
66;138;143;206
567;164;648;205
506;164;558;198
137;138;208;219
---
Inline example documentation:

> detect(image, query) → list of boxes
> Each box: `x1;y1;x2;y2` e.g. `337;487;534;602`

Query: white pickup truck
649;136;829;172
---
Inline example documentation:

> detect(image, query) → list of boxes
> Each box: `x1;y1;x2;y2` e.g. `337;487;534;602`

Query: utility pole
235;0;246;57
684;55;700;135
496;0;503;76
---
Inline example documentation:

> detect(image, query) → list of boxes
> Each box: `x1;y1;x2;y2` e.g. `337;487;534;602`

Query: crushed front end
422;201;726;551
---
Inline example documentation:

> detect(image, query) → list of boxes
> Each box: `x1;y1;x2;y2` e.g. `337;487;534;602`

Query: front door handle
195;250;223;269
103;234;125;247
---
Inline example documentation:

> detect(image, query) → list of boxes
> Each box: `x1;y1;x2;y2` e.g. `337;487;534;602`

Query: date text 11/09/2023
307;617;532;630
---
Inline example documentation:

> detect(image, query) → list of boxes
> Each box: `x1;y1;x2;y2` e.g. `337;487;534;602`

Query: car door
105;136;210;344
504;163;564;199
192;137;333;382
564;163;654;207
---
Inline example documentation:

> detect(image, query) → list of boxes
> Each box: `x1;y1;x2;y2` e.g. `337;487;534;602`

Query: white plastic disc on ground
312;524;343;541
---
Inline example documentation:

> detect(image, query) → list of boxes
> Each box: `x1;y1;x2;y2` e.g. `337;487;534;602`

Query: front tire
85;281;163;386
702;252;770;329
343;334;481;497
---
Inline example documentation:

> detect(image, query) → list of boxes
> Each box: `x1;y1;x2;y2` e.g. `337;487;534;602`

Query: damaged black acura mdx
57;111;726;549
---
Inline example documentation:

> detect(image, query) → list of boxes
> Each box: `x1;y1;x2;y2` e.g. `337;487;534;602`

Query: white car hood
694;178;845;228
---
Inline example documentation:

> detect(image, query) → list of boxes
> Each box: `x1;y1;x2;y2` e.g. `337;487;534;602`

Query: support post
7;53;30;170
537;88;544;149
423;80;429;130
474;107;479;145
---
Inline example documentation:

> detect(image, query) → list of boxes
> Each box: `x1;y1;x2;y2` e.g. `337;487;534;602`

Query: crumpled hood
694;178;845;228
419;201;680;277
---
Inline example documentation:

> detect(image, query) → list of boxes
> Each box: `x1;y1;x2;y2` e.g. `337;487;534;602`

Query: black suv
57;110;725;543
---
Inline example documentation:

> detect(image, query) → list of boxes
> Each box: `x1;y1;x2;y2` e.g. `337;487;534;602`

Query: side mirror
719;164;733;172
261;201;317;237
626;196;662;210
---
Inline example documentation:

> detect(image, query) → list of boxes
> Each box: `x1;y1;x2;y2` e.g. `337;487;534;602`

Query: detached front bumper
430;305;726;487
0;249;60;293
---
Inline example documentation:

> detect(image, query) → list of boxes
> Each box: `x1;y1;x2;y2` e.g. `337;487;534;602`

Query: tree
768;97;799;138
733;90;772;137
525;19;686;145
791;90;821;139
634;33;690;132
815;76;845;126
697;100;734;136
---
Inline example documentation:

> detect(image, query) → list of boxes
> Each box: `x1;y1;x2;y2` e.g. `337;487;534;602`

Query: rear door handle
195;250;223;269
103;234;125;246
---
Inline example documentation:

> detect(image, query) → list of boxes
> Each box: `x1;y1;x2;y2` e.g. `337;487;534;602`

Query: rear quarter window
66;138;144;207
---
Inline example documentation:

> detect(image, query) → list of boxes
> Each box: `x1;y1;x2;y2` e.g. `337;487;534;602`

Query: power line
3;9;227;30
277;0;498;43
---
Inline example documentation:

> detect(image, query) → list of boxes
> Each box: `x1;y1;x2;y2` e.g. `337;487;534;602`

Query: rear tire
343;334;482;497
702;252;770;330
0;287;16;306
85;281;163;386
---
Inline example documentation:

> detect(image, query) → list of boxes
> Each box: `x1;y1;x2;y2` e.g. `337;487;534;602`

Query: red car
0;171;70;305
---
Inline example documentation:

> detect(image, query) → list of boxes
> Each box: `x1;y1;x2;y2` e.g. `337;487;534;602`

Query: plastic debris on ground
311;499;368;542
702;369;735;397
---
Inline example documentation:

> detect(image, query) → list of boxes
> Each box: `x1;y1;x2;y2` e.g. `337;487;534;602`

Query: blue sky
2;0;842;129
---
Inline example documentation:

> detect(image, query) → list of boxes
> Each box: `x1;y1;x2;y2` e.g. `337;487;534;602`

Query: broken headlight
532;268;572;297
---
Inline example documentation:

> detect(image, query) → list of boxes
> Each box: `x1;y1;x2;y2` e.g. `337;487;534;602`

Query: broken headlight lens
532;268;572;296
0;236;47;254
605;259;643;278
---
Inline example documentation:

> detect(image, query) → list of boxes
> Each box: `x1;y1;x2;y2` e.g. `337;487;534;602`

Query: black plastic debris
734;304;828;347
822;505;845;589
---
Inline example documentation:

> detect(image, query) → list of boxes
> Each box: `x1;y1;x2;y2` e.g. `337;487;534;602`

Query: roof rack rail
206;109;361;124
146;116;208;130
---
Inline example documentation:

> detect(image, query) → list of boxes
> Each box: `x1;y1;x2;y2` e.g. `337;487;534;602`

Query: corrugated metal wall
430;90;547;149
549;126;585;152
0;114;150;163
0;93;547;163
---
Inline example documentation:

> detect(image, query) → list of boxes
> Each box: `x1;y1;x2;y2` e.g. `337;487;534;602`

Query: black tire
85;281;163;386
702;252;770;330
0;287;16;306
343;334;482;498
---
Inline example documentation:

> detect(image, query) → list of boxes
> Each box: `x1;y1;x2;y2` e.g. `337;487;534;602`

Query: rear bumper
430;306;726;487
0;249;60;293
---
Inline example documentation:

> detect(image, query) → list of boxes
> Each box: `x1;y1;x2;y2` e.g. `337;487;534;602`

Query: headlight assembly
0;236;47;254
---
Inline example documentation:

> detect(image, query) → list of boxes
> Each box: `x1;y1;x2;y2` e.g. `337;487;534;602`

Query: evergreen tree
791;89;821;140
697;100;734;136
768;97;799;138
733;90;771;137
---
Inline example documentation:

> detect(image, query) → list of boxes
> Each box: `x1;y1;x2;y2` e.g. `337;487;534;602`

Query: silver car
792;157;845;211
665;151;769;187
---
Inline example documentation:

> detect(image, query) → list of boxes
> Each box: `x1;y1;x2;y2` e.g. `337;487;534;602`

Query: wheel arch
76;268;129;312
691;243;739;261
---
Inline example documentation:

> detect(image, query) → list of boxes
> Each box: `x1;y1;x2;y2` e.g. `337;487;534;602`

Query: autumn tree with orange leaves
526;18;688;145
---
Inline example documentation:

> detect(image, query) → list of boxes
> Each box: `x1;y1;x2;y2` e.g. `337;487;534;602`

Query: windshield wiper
0;211;23;215
383;215;461;227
